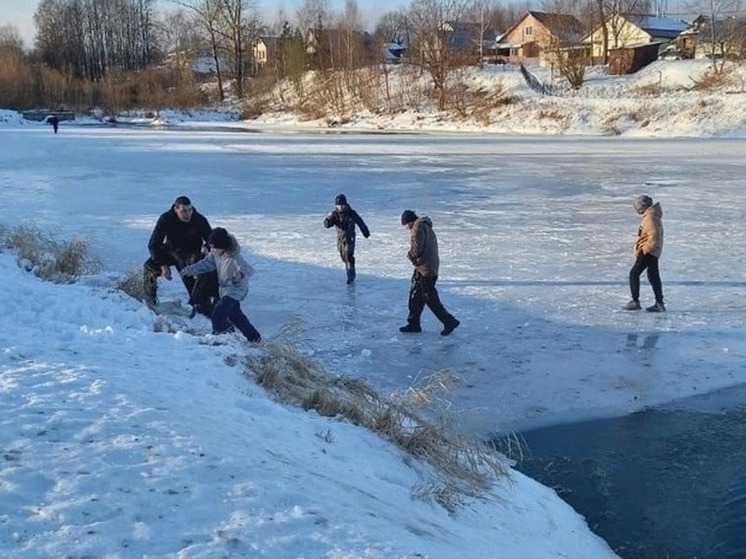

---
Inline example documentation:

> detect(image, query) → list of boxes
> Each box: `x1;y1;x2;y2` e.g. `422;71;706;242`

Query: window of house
525;26;532;36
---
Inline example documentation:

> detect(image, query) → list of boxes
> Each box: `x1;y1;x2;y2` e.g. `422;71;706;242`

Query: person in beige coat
624;195;665;312
399;210;460;335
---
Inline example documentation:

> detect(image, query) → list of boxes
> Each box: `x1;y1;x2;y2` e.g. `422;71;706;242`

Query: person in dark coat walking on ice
181;228;261;343
143;195;219;317
399;210;460;336
323;194;370;284
623;195;665;312
47;115;59;134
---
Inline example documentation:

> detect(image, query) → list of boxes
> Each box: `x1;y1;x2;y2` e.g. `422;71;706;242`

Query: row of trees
34;0;157;80
1;0;742;113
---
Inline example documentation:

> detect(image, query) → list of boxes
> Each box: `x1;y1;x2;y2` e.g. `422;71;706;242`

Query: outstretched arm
354;211;370;238
181;253;217;277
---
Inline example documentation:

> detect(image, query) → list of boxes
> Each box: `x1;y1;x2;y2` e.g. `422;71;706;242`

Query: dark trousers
344;254;356;282
212;296;261;342
406;271;456;326
143;248;218;312
339;241;356;282
629;253;664;303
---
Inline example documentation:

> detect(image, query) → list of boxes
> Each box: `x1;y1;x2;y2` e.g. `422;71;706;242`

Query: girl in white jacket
181;228;261;342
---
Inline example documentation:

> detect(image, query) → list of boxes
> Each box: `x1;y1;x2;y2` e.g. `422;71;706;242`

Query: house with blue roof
583;13;688;61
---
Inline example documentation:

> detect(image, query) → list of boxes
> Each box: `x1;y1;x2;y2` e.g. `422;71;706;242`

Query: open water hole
511;384;746;559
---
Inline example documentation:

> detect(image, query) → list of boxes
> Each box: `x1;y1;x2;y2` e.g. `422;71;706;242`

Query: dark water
511;384;746;559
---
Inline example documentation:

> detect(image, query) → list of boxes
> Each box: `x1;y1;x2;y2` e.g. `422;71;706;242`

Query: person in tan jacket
399;210;460;335
624;195;665;312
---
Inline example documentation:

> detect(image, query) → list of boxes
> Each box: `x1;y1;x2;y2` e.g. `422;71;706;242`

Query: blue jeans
212;296;261;342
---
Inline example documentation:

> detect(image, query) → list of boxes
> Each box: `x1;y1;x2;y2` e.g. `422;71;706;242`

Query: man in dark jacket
399;210;460;336
143;195;218;316
323;194;370;284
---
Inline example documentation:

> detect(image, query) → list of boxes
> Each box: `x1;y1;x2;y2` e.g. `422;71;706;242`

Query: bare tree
173;0;227;99
374;10;411;45
34;0;157;80
541;0;589;87
0;25;33;108
0;24;24;50
589;0;651;63
219;0;262;97
338;0;364;69
407;0;471;111
465;0;498;68
685;0;744;71
157;9;204;55
296;0;329;37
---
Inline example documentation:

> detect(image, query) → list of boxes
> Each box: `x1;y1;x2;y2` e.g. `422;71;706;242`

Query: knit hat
401;210;417;225
335;194;347;206
174;195;192;207
632;195;653;213
208;227;230;249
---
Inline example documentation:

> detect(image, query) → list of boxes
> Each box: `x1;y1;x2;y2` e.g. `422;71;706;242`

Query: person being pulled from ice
181;227;261;343
323;193;370;285
399;210;460;336
623;194;665;312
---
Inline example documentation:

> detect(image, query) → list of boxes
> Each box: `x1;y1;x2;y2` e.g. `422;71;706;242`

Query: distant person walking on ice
623;195;665;312
399;210;460;336
181;228;261;343
47;115;59;134
323;194;370;284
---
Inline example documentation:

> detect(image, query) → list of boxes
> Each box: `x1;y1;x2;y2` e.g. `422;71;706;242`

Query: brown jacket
408;216;440;276
634;202;663;258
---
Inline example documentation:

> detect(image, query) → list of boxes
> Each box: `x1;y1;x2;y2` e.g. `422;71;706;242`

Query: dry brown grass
118;267;148;303
2;223;101;283
245;325;510;511
690;67;736;91
445;79;518;125
631;83;664;97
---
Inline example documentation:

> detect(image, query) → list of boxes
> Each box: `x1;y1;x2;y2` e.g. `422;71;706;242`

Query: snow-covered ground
242;59;746;138
1;87;745;557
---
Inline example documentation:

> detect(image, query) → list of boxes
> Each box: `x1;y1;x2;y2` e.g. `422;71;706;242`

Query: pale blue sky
0;0;408;46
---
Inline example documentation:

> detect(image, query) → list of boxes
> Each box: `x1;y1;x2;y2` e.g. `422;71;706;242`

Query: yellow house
584;14;687;60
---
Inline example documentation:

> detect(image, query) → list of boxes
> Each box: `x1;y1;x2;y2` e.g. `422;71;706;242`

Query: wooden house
496;11;586;66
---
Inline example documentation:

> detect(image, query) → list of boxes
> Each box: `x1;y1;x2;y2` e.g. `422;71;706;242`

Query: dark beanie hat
208;227;230;249
174;195;192;206
401;210;417;225
335;193;347;205
632;195;653;212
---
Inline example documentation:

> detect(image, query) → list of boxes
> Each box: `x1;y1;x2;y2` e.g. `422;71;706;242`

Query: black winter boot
399;323;422;333
440;318;460;336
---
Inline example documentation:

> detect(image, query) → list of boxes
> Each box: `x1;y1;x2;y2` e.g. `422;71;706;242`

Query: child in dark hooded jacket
181;228;261;342
323;193;370;284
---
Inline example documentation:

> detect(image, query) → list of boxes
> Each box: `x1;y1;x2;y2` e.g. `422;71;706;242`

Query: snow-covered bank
241;60;746;138
12;59;746;138
0;255;618;558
